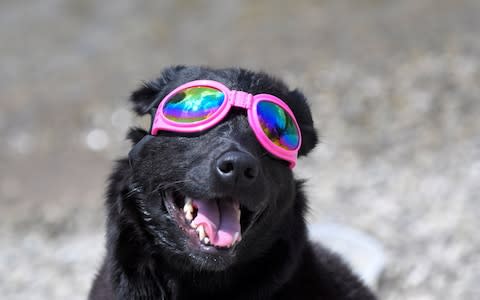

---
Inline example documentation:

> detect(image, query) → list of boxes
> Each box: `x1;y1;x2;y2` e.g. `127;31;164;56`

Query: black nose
215;151;259;187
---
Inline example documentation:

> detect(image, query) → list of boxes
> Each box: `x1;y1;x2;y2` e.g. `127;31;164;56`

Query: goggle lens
257;101;300;150
163;86;225;123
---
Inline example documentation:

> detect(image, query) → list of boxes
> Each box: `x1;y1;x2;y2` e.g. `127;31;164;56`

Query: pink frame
151;80;302;168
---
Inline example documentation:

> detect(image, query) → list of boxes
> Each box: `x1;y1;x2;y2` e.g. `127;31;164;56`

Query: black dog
89;66;376;300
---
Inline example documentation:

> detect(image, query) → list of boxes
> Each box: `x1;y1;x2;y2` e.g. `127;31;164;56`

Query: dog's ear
129;65;186;115
289;89;319;156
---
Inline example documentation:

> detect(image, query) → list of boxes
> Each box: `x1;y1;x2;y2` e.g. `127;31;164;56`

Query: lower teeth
196;225;206;240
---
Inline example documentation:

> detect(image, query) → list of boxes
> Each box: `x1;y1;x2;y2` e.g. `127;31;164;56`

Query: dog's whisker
125;183;144;199
151;179;195;193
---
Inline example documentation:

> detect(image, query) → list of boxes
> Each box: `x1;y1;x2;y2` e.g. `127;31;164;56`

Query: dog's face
122;66;317;272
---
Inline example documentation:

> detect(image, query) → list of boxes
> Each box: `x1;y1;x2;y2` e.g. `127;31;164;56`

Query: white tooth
185;211;193;221
183;198;194;213
233;232;241;244
203;237;210;245
196;225;206;240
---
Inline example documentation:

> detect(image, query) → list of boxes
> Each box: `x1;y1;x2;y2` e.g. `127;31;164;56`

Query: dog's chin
157;189;259;271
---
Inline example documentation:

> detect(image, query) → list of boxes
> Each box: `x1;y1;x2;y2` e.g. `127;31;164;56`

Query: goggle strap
145;92;165;114
148;108;157;133
128;105;158;169
128;135;154;168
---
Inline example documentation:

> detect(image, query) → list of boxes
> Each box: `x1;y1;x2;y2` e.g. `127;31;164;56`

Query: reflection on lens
257;101;299;150
163;86;225;123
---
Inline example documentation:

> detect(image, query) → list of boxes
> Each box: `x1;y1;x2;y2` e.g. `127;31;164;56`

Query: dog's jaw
162;189;260;254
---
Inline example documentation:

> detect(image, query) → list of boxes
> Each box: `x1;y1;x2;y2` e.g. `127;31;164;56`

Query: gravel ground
1;1;479;299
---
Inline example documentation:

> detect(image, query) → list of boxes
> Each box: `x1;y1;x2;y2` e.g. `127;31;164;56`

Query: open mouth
163;191;253;250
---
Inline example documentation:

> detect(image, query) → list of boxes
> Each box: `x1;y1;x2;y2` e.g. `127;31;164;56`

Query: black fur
89;66;376;300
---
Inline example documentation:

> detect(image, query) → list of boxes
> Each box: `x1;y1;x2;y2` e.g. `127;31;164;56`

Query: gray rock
309;222;386;290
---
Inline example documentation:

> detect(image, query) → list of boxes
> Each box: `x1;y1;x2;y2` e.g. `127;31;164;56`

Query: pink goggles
150;80;302;168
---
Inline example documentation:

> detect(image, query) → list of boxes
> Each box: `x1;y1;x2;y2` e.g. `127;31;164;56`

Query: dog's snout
215;151;259;187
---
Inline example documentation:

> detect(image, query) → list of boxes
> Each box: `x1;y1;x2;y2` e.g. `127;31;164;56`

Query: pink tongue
191;199;241;247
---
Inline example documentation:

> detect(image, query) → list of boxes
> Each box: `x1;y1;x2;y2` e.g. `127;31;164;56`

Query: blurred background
1;0;479;299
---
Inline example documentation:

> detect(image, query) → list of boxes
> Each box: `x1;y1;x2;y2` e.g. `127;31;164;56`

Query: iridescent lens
163;86;225;123
257;101;300;150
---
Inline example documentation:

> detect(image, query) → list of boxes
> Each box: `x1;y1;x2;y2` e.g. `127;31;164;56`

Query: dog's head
114;66;317;273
